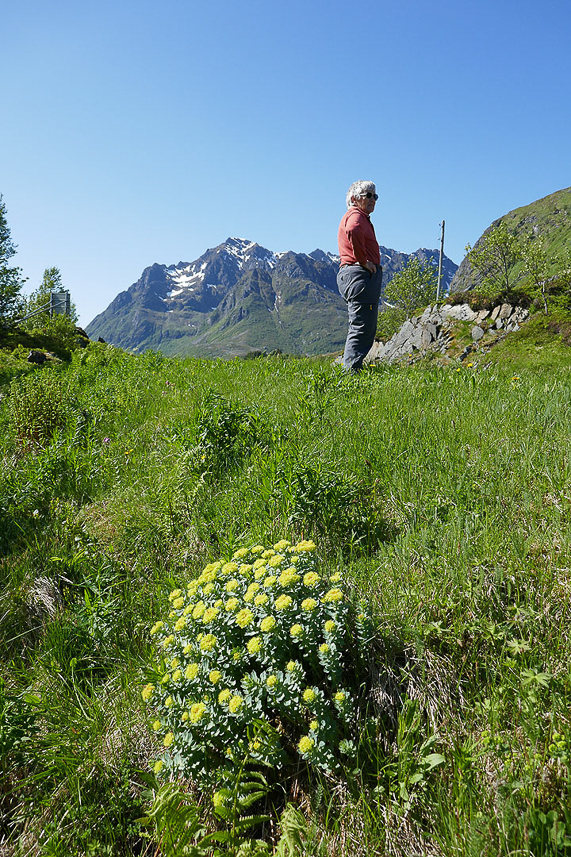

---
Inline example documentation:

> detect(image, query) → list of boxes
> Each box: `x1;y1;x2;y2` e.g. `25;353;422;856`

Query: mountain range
86;239;458;358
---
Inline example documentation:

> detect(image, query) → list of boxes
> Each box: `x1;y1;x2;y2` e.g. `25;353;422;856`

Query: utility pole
436;220;445;302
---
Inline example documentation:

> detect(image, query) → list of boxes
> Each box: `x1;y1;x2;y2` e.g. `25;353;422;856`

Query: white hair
346;180;376;208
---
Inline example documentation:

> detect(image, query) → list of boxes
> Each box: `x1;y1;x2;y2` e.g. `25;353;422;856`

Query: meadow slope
1;345;571;855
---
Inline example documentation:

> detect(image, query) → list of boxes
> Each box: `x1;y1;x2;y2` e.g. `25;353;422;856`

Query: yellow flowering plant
143;539;374;786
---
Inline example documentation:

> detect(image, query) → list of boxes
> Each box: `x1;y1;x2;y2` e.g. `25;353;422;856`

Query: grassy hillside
450;186;571;294
2;343;571;855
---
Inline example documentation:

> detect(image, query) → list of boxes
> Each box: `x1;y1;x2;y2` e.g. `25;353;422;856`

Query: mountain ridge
86;238;458;357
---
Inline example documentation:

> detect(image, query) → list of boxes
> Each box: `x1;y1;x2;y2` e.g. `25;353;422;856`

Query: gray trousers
337;265;383;371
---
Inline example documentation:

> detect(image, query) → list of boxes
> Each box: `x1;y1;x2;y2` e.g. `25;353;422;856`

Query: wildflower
254;592;269;607
273;539;291;550
213;790;228;809
174;616;186;631
266;674;278;688
222;562;239;574
201;564;219;582
324;620;336;633
152;719;162;731
189;702;207;723
142;683;154;702
264;575;277;588
163;732;174;747
150;621;164;635
262;549;276;558
187;580;199;596
244;582;261;602
303;688;317;704
169;589;182;602
225;597;240;612
200;634;217;652
225;579;239;593
153;760;164;774
253;558;266;569
250;545;265;554
181;711;189;722
162;635;175;649
295;540;316;552
183;643;193;655
260;615;276;633
334;691;346;703
239;563;253;576
103;437;110;444
319;644;330;655
235;608;254;628
233;548;249;559
172;596;184;610
301;598;318;612
192;601;206;620
267;554;284;567
467;362;474;368
303;571;320;587
165;696;174;707
247;636;262;654
286;660;300;672
218;689;232;704
203;583;215;595
322;588;343;603
228;695;243;713
329;573;342;583
290;624;303;638
254;566;268;580
208;670;222;684
310;719;318;731
279;568;300;586
202;607;219;624
298;735;314;754
275;594;293;611
172;669;182;682
160;673;170;685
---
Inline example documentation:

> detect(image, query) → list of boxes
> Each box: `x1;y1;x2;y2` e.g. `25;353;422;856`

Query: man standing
337;180;383;372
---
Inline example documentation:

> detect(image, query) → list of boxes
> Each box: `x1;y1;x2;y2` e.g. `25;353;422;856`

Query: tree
24;267;63;326
384;257;438;320
466;220;526;298
0;194;25;321
22;266;77;332
522;237;551;314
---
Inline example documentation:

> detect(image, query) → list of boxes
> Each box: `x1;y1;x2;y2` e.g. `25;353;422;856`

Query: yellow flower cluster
144;539;361;781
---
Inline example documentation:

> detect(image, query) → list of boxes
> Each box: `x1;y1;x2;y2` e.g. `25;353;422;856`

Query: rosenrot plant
142;540;374;789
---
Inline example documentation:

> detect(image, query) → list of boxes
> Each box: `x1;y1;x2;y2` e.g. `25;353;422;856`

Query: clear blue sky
2;0;570;326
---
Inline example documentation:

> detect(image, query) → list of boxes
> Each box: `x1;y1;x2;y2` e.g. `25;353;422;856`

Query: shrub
8;370;72;447
142;540;374;790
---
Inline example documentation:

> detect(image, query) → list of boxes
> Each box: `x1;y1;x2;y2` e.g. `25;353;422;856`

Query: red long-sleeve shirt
337;208;380;267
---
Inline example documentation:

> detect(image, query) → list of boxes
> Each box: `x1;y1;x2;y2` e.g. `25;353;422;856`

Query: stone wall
366;303;529;364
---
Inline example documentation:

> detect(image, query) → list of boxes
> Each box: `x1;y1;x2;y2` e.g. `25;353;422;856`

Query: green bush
8;370;72;447
142;540;374;792
376;305;407;342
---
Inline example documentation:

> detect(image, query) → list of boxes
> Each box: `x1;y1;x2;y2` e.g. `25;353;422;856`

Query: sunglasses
365;193;378;200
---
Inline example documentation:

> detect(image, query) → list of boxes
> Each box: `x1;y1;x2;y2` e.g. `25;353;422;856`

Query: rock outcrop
366;303;529;364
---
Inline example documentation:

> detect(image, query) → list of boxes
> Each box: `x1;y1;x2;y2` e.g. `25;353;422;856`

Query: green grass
2;340;571;854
